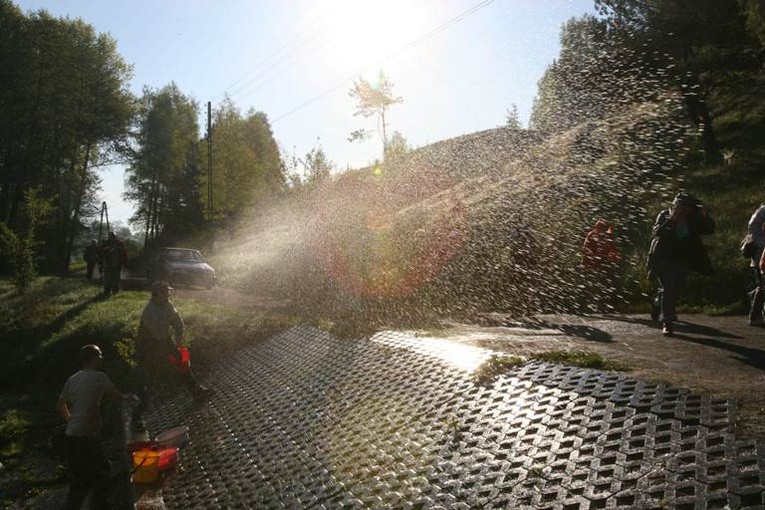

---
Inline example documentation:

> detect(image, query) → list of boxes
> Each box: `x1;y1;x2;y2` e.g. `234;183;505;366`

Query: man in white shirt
57;344;134;509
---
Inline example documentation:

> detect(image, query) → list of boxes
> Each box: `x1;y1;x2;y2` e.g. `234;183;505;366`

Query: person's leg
749;265;764;325
658;264;686;334
657;271;676;324
85;439;112;509
62;437;93;510
102;270;111;296
86;262;94;281
112;267;121;293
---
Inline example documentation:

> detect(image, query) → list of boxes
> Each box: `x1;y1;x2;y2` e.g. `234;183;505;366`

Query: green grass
0;274;303;505
0;276;302;393
530;350;626;371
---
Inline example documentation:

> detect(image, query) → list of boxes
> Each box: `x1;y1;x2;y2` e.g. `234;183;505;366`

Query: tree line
529;0;765;164
0;1;286;287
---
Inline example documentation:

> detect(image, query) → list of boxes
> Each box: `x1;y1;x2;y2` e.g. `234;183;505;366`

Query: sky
15;0;596;224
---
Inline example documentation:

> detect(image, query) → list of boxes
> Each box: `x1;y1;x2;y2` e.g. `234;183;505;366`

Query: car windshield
165;250;204;263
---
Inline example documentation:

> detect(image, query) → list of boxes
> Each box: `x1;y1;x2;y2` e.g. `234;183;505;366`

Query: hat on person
150;280;173;296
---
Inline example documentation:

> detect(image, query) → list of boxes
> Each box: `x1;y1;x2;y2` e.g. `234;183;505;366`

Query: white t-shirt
59;369;115;437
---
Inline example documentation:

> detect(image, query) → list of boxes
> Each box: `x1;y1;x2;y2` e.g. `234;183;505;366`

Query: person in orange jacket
583;218;619;270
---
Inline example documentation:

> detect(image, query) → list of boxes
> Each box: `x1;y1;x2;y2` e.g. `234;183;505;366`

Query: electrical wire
270;0;495;124
223;6;334;98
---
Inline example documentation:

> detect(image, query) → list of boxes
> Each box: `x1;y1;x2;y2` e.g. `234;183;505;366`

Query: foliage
473;354;526;385
740;0;765;46
302;147;333;188
594;0;764;161
348;71;403;156
125;83;202;246
385;131;410;162
0;189;51;293
0;1;135;272
199;98;286;223
505;104;522;130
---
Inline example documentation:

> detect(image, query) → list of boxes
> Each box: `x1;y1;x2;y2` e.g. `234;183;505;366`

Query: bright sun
321;0;434;70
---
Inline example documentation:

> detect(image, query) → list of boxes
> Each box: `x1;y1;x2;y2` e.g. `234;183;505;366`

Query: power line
270;0;495;124
222;7;334;98
228;28;335;102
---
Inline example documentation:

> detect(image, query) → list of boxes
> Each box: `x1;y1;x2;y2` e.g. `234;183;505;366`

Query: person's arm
101;374;138;404
170;305;184;345
760;246;765;272
56;396;70;423
652;210;674;238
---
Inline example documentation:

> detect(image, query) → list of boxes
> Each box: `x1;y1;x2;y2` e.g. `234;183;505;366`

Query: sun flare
322;0;434;69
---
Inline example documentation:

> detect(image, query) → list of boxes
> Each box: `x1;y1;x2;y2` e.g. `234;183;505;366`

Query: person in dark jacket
83;240;98;281
647;192;715;336
102;233;127;296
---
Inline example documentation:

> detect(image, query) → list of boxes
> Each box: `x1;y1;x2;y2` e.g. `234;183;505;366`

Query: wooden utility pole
207;101;213;221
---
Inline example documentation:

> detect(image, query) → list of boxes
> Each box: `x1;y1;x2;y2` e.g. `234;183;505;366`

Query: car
148;248;216;289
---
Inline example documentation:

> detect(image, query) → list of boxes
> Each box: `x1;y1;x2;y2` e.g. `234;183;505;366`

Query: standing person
582;219;620;311
57;344;136;510
647;192;715;336
747;203;765;326
102;233;127;296
135;281;210;414
83;240;98;281
583;218;619;270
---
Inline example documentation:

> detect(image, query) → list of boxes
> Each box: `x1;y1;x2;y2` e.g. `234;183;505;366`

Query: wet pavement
144;326;765;509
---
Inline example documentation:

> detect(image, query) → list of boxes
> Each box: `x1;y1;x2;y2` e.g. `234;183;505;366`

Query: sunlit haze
15;0;595;223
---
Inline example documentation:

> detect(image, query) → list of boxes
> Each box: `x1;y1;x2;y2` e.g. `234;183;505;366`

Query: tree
385;131;410;161
505;104;522;129
199;98;285;223
348;71;403;156
303;147;333;187
0;189;50;292
0;2;134;272
594;0;761;161
125;84;201;245
740;0;765;47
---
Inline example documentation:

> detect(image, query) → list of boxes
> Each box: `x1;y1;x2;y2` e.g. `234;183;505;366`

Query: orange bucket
131;449;160;484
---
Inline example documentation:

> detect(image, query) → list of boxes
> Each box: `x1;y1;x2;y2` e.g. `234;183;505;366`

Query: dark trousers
63;435;111;510
657;263;688;323
750;264;764;322
103;268;121;295
86;262;96;281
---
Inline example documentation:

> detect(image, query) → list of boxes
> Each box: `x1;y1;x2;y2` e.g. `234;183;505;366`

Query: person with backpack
647;192;715;336
747;203;765;326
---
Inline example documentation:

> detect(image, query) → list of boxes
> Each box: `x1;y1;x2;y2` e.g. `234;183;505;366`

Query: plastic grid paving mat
145;327;765;509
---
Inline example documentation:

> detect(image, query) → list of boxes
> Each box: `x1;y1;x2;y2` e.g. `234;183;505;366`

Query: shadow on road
671;333;765;371
556;324;613;342
592;314;743;340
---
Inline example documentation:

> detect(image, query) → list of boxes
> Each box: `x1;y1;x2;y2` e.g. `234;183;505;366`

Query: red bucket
157;447;179;471
167;346;191;374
